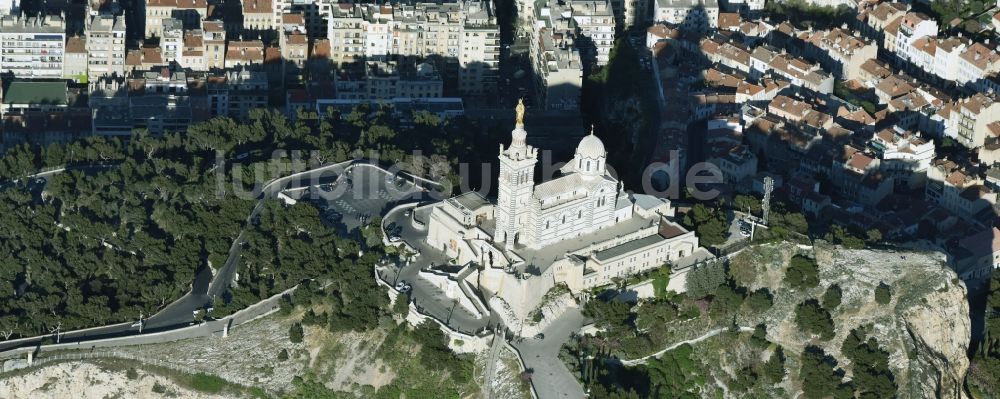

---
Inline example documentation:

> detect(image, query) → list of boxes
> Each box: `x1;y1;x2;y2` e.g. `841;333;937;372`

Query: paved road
513;307;586;399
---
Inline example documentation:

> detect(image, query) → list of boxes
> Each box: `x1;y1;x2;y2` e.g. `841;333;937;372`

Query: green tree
760;346;786;384
682;204;728;247
784;255;820;290
643;343;702;398
795;300;835;341
584;299;632;331
744;288;773;313
393;293;410;317
733;194;762;215
841;328;896;398
798;346;852;399
685;261;726;299
709;284;744;319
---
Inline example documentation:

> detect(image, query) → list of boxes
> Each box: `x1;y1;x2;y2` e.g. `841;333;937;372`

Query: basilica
421;101;710;332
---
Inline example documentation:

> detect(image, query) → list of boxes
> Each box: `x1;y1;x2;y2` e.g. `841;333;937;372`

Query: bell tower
495;99;537;249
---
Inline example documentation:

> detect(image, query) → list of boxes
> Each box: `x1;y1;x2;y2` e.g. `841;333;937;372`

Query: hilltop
566;241;971;398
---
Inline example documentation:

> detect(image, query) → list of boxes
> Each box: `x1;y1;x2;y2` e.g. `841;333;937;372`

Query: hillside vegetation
565;241;970;398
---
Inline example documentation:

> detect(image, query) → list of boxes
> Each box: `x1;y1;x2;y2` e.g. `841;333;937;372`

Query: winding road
0;160;403;352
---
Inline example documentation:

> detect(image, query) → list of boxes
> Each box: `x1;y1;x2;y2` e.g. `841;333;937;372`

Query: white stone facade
422;114;709;331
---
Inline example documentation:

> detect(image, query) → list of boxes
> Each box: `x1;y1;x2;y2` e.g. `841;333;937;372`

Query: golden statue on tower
515;98;525;126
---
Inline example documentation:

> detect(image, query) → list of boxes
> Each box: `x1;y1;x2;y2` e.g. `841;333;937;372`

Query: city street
513;307;587;399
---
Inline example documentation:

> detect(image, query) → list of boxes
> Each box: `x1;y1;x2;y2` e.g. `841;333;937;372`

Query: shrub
750;324;769;348
278;294;294;315
875;282;892;305
822;284;842;310
152;382;168;394
289;322;304;343
126;368;139;380
278;348;289;361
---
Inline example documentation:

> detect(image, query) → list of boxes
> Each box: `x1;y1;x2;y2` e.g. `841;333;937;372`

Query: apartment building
947;93;1000;149
926;159;998;220
225;40;265;68
531;26;583;111
208;69;268;119
958;42;1000;89
145;0;207;38
868;127;935;188
203;21;226;70
859;1;906;42
64;36;87;82
324;1;500;95
272;0;325;40
459;1;500;95
280;29;308;80
125;47;165;73
126;69;202;135
334;60;443;100
281;12;307;35
160;18;183;64
0;15;66;79
801;28;877;81
85;14;126;80
893;12;937;62
243;0;276;39
571;0;616;66
653;0;718;32
89;76;131;136
328;4;365;64
949;227;1000;280
830;145;893;208
181;30;207;70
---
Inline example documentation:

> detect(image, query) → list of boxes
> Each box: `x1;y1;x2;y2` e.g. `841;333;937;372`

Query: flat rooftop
508;214;659;273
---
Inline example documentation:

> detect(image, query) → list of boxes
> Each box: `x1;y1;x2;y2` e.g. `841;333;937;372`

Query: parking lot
303;164;427;233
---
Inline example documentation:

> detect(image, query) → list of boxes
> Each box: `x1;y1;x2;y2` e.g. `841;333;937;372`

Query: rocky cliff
733;242;970;398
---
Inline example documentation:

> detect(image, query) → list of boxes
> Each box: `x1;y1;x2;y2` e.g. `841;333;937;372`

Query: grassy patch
188;373;227;394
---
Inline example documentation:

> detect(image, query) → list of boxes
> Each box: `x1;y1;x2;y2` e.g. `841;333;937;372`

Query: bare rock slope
734;242;970;398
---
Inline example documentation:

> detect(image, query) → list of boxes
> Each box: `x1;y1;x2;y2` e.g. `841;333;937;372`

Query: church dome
576;133;606;159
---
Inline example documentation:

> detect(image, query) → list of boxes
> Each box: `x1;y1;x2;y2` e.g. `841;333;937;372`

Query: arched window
562;215;566;224
578;210;582;219
586;160;591;171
